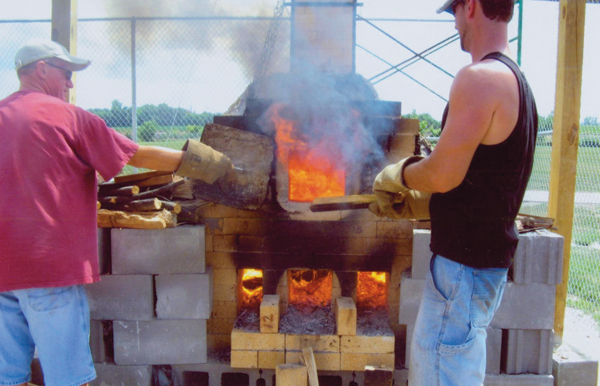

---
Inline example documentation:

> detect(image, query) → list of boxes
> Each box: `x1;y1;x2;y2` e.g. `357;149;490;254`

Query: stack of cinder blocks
230;295;395;372
87;226;211;386
400;229;563;386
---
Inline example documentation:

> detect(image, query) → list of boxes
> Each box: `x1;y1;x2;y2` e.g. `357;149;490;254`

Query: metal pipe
131;17;137;144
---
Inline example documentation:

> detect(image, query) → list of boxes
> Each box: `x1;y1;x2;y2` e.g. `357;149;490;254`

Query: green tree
139;120;159;142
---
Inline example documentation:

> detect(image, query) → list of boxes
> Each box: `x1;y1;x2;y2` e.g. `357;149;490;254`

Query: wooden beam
51;0;78;105
549;0;586;343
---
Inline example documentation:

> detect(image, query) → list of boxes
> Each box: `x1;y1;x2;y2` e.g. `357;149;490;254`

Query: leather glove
373;155;424;194
368;189;431;220
370;155;429;219
175;139;234;184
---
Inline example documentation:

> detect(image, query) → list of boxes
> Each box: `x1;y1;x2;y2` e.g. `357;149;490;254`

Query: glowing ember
240;269;263;310
288;269;333;310
356;272;388;310
270;104;346;202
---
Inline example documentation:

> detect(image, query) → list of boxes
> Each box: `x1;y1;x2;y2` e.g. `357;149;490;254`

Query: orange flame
270;104;346;202
240;269;263;310
356;271;388;310
288;269;333;309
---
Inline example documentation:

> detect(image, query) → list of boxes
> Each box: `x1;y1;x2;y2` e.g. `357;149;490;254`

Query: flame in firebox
356;272;388;310
270;104;346;202
240;269;263;310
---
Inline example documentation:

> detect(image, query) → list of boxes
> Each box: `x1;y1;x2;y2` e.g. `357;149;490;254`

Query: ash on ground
357;308;394;336
279;305;335;335
233;309;260;332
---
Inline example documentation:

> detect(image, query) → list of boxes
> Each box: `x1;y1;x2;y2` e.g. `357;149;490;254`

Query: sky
0;0;598;122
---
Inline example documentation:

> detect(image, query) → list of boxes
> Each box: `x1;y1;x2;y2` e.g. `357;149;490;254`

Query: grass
528;145;600;192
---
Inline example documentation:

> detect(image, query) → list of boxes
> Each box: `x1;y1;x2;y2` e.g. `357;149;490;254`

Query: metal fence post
131;16;137;144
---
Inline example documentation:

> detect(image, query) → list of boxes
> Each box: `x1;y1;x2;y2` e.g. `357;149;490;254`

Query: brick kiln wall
52;213;564;386
199;202;415;355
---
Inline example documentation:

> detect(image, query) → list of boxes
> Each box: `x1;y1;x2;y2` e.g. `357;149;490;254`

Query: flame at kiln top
270;103;348;202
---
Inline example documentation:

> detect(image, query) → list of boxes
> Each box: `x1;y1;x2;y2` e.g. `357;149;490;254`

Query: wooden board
190;123;275;210
310;195;376;212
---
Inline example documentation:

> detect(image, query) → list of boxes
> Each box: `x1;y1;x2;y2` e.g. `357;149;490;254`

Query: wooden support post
51;0;78;104
549;0;586;343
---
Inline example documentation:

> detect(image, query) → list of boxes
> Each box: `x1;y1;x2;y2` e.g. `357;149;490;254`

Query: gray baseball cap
437;0;459;14
14;39;91;71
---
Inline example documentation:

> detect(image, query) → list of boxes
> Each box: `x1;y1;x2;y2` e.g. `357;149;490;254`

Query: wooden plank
113;170;172;184
97;209;176;229
310;195;376;212
549;0;586;343
190;124;274;210
301;347;320;386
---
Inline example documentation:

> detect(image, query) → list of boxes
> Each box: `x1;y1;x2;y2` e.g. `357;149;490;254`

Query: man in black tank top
368;0;538;385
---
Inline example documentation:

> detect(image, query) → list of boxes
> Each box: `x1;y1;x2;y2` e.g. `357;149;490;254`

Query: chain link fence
0;0;598;331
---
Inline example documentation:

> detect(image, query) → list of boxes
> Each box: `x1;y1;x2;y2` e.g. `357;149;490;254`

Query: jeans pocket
427;254;463;302
470;270;507;328
438;328;477;355
27;286;74;312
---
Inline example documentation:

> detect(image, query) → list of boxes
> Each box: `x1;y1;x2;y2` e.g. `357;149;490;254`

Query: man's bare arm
127;145;184;172
403;64;506;193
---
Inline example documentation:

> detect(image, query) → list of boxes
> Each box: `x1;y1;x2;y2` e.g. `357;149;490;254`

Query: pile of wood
97;170;193;229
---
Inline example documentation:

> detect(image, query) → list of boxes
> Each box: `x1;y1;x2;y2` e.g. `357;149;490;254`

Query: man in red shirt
0;39;232;386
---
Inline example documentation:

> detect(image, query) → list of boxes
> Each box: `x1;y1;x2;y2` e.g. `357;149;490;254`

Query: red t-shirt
0;91;139;292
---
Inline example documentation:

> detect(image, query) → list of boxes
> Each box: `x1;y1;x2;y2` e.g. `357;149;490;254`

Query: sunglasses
450;0;465;14
44;61;73;80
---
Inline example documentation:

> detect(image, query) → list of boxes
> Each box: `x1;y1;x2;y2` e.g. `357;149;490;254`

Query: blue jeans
0;285;96;386
409;255;508;386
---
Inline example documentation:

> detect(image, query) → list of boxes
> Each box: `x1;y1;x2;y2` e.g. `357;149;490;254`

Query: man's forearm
127;145;184;172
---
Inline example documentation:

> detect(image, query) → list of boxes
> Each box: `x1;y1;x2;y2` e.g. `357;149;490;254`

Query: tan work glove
368;189;431;220
373;155;424;194
175;139;234;184
369;155;430;220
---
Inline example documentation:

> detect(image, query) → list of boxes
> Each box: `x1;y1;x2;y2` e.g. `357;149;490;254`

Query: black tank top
429;52;538;268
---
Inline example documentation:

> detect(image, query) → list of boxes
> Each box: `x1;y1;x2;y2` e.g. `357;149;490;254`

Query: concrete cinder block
111;226;205;274
89;320;106;363
399;276;555;330
512;230;563;284
86;275;154;321
97;228;111;275
155;268;213;319
90;363;152;386
487;328;503;375
411;229;431;280
504;329;554;375
553;344;599;386
398;273;423;325
405;324;502;373
491;283;556;330
113;319;207;365
483;374;554;386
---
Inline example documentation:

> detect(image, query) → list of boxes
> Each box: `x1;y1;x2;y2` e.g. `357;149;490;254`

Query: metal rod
357;15;455;79
357;44;448;102
284;2;363;6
